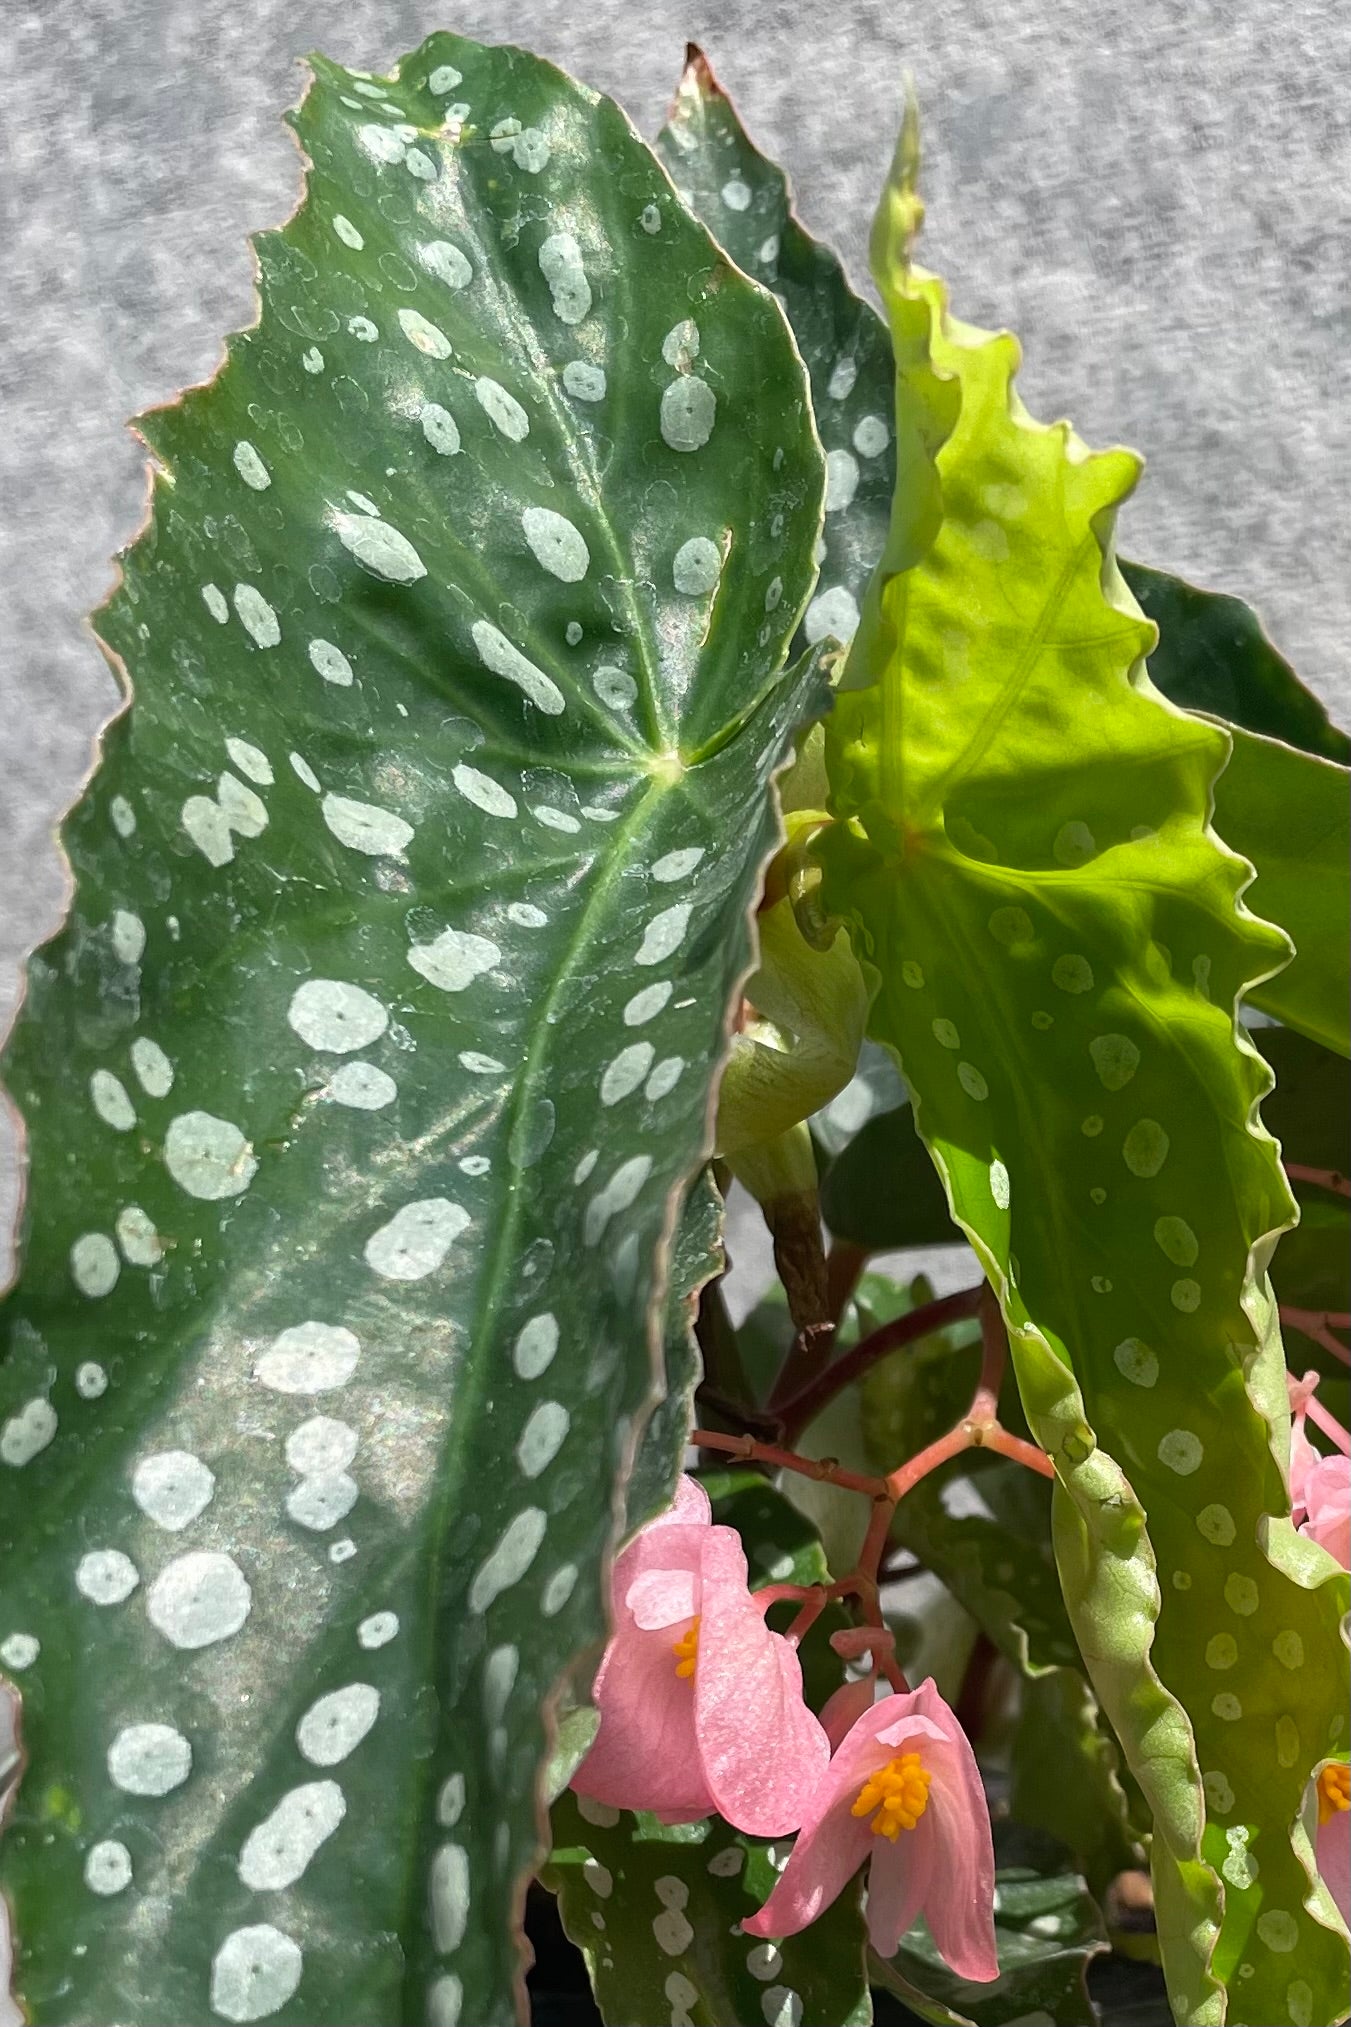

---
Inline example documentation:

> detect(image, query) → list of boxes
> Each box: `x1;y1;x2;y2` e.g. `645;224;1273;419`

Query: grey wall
2;0;1348;1252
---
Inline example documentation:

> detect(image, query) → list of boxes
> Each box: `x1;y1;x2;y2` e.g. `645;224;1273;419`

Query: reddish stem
689;1428;889;1499
983;1426;1057;1478
1282;1307;1351;1367
1286;1163;1351;1200
886;1422;974;1502
1304;1392;1351;1457
785;1594;829;1646
776;1285;983;1440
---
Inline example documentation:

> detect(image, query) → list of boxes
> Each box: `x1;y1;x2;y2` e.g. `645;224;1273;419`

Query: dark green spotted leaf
823;138;1350;2025
820;1103;961;1253
0;33;827;2027
1122;560;1350;764
624;1172;725;1535
546;1791;871;2027
1260;1028;1350;1412
874;1837;1108;2027
1125;563;1350;1055
656;47;895;665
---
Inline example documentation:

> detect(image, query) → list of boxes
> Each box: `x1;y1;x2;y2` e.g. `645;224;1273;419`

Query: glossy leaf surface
822;141;1350;2025
656;47;894;664
547;1793;871;2027
0;34;825;2026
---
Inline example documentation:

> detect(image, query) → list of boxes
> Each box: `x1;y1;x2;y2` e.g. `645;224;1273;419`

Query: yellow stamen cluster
672;1619;700;1680
1318;1762;1350;1824
851;1753;931;1840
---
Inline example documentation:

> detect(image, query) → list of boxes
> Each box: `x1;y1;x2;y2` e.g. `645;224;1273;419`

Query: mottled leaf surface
0;34;826;2027
656;47;894;664
547;1792;871;2027
624;1173;724;1535
822;151;1350;2025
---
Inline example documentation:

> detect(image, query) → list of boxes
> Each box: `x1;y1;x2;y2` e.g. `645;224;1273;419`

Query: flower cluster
572;1477;999;1977
1289;1374;1351;1925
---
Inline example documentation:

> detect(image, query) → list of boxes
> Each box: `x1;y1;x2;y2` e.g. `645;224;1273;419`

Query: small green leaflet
0;33;825;2027
821;133;1350;2027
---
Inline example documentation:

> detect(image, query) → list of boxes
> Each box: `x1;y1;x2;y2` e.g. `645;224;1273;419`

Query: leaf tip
870;80;926;296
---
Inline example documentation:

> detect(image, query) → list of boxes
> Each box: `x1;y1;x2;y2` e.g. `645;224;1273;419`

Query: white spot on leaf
256;1322;361;1395
164;1112;258;1199
364;1198;469;1280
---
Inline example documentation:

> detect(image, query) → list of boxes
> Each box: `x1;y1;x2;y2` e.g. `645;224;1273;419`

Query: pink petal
745;1691;945;1941
611;1520;707;1617
1301;1454;1351;1570
820;1676;878;1753
571;1623;711;1819
742;1793;874;1939
1318;1799;1351;1925
626;1567;699;1629
667;1474;712;1527
1289;1418;1320;1521
696;1555;828;1837
862;1823;930;1957
893;1680;998;1981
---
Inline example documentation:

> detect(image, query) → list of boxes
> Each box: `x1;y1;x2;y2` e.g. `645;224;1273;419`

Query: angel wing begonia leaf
819;134;1351;2027
0;33;826;2026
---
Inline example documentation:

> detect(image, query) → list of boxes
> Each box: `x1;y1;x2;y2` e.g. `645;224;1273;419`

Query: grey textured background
2;0;1348;1268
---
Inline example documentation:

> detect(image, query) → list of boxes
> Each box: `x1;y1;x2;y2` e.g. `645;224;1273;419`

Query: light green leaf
0;33;826;2026
546;1791;872;2027
656;47;895;663
821;137;1350;2026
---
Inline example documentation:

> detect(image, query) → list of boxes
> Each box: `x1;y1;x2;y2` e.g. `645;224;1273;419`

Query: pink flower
744;1679;999;1978
1317;1763;1350;1925
571;1476;828;1836
1298;1453;1350;1569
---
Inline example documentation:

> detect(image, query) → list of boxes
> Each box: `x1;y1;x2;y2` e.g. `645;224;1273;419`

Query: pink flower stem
982;1426;1057;1478
1286;1162;1351;1199
1304;1392;1351;1455
1282;1307;1351;1366
886;1293;1056;1498
755;1583;824;1609
886;1422;975;1502
784;1593;830;1647
689;1427;889;1499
